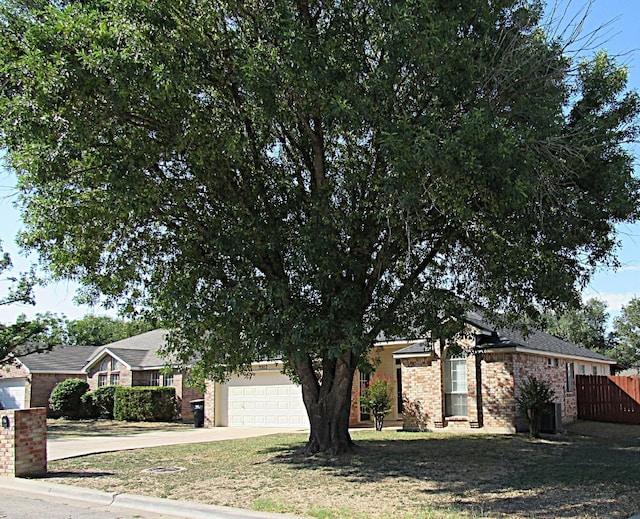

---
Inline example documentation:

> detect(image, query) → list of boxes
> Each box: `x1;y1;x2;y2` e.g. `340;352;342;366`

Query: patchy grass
47;418;191;439
44;422;640;518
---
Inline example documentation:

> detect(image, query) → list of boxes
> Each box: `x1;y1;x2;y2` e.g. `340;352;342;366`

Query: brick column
204;380;215;427
0;408;47;477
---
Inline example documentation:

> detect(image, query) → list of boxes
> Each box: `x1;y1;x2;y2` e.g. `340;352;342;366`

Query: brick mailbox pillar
0;408;47;477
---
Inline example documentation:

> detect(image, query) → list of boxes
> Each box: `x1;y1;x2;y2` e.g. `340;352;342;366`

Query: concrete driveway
48;426;308;460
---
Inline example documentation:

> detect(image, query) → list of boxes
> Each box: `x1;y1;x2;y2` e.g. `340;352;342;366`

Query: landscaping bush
402;395;430;432
82;386;117;419
515;376;556;438
113;386;177;421
49;378;90;419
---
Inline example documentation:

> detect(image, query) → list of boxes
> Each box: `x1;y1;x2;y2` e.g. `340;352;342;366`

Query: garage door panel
0;379;26;410
227;380;309;428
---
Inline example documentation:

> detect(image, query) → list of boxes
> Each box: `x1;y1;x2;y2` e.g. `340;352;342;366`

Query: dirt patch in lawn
45;424;640;518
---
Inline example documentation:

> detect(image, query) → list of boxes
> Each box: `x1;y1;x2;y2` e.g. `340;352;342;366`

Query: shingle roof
390;309;615;364
84;329;168;370
393;340;434;356
18;345;101;373
465;309;615;363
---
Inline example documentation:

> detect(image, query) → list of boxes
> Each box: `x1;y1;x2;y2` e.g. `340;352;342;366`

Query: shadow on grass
39;470;115;479
269;431;640;518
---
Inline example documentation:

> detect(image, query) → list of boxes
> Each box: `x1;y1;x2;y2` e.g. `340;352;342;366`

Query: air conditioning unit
540;403;562;433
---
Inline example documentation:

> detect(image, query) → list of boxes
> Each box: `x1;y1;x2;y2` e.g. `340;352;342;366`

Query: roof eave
482;344;616;364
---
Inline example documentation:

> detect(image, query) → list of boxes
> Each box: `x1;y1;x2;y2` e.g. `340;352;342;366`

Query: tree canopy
0;0;638;453
611;298;640;369
64;315;157;346
537;298;612;355
0;242;62;362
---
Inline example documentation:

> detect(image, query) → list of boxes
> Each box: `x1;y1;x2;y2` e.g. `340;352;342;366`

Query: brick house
204;310;615;432
0;329;202;419
199;312;616;432
388;310;616;432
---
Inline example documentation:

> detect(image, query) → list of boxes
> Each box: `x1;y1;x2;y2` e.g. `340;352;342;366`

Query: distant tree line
536;298;640;370
1;242;156;363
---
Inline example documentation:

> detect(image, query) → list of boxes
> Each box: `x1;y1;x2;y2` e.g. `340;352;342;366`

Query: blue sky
1;0;640;325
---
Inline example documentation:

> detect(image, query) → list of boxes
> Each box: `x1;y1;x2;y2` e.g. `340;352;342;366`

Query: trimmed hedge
49;378;89;419
82;386;118;419
113;386;177;422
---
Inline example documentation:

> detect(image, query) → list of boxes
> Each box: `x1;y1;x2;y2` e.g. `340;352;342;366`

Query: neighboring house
0;345;98;410
0;330;202;418
204;310;615;432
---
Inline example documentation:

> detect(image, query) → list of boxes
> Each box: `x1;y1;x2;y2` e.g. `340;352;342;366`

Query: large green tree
1;0;638;453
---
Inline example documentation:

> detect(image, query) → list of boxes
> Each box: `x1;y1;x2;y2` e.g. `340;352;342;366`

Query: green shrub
113;386;177;421
82;386;117;419
49;378;90;419
515;376;556;438
358;374;394;431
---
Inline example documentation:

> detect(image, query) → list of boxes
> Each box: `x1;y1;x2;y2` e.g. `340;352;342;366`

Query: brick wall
512;353;581;424
481;352;516;430
31;373;87;411
401;356;443;430
0;408;47;477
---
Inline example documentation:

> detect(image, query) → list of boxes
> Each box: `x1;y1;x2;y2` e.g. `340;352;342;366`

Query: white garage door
225;373;309;428
0;379;26;410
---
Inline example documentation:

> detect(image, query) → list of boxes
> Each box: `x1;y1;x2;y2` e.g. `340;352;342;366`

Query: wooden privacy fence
576;375;640;424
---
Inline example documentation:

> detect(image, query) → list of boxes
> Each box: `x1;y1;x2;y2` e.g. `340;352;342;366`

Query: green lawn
45;422;640;518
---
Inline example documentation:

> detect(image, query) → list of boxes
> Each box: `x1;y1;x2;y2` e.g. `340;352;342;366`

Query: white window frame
566;362;575;393
444;357;468;417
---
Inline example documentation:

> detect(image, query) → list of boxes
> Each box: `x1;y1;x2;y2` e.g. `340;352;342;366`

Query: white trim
83;349;133;372
393;352;433;359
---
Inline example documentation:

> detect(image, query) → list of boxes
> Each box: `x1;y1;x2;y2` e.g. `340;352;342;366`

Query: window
601;366;607;375
566;362;575;393
592;366;598;376
444;357;468;417
98;373;107;387
163;372;174;387
110;373;120;386
99;358;111;371
112;359;121;370
579;364;586;375
149;371;160;386
547;358;558;367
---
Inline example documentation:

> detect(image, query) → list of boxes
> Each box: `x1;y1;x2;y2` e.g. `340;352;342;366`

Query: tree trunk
293;351;358;455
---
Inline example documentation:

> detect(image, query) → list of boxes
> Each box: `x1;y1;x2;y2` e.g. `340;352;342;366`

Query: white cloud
582;291;638;313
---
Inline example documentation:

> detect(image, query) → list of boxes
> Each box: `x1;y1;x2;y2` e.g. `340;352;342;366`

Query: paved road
0;487;174;519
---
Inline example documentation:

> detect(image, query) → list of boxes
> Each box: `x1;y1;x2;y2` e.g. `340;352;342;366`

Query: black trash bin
190;399;205;428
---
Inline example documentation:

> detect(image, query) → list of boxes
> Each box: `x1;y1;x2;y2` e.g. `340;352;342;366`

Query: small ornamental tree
359;374;394;431
515;376;556;438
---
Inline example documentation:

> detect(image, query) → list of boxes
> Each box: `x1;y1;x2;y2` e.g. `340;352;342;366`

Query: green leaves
0;0;638;391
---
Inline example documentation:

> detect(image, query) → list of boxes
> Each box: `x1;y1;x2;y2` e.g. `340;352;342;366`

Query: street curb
0;476;305;519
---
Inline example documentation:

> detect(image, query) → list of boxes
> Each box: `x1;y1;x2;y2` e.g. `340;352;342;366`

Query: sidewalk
1;426;309;518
